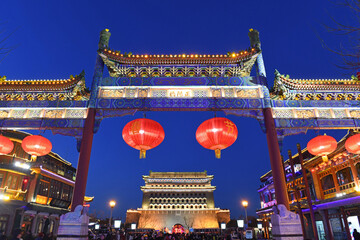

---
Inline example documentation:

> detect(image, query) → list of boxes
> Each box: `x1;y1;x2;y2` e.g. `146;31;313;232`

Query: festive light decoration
122;118;165;159
307;134;337;162
196;117;238;158
21;135;52;161
0;135;14;155
345;134;360;154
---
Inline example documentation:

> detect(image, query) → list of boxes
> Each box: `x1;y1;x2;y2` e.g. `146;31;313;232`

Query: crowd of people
0;228;263;240
0;229;55;240
89;229;261;240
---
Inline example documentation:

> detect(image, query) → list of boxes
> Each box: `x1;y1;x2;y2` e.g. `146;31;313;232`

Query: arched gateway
172;224;185;234
1;29;360;239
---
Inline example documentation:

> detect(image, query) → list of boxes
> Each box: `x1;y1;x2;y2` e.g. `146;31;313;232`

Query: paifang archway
1;29;360;212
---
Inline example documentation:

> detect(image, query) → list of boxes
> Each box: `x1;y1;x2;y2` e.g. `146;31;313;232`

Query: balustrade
339;182;355;191
322;181;359;199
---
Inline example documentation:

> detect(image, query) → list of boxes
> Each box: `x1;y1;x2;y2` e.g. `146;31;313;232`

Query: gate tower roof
99;48;259;66
0;72;85;92
273;70;358;92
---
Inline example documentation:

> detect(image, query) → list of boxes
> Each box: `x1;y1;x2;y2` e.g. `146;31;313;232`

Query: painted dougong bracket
93;109;137;133
276;128;308;151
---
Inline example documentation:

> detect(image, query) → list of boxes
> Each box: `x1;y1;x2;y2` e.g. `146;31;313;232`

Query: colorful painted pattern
3;30;360;141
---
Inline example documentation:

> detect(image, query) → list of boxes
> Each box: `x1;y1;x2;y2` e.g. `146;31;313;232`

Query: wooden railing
322;181;358;199
323;187;336;196
339;182;355;191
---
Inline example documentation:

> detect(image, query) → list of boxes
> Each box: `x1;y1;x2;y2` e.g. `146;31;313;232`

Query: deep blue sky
0;1;355;220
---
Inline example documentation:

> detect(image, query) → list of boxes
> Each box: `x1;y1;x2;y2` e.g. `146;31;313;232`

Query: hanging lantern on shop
22;135;52;161
345;134;360;154
0;135;14;155
122;118;165;159
307;134;337;162
196;117;238;159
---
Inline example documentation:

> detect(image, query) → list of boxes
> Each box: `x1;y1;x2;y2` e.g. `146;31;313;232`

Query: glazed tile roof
277;75;359;91
99;48;259;66
0;74;84;92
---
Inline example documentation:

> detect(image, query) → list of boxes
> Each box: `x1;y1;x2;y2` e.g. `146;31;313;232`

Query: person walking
353;229;360;240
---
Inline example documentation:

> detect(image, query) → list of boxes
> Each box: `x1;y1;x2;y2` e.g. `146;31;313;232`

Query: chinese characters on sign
167;90;193;98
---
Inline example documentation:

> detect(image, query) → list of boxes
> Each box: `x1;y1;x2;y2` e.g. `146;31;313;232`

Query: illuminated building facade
257;132;360;240
126;171;230;232
0;131;78;237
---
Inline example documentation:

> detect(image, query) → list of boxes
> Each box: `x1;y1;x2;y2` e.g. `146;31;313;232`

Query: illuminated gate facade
1;29;360;212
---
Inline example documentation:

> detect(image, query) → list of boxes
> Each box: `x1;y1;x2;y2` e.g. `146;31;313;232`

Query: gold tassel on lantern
322;155;328;162
140;149;146;159
31;155;37;162
215;149;221;159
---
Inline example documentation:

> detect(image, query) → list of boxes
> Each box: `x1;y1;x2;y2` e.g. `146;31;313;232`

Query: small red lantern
0;135;14;155
307;134;337;162
22;135;52;161
345;134;360;154
122;118;165;159
196;117;238;158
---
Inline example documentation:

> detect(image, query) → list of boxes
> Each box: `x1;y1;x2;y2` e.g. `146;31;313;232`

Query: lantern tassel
140;149;146;159
30;155;37;162
322;155;328;162
215;149;221;159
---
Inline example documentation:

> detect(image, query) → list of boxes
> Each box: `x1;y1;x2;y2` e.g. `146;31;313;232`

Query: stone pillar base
57;205;89;240
271;204;303;240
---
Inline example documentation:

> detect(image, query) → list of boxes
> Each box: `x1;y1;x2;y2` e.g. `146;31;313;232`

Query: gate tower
126;171;230;231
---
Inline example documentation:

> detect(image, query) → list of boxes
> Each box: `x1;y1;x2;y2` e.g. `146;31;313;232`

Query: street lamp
109;200;116;228
242;200;248;225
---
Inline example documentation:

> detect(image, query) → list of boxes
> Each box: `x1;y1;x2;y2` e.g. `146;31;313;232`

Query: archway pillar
264;108;303;240
71;108;96;211
263;108;289;209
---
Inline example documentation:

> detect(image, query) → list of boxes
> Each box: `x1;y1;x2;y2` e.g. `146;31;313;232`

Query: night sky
0;1;355;220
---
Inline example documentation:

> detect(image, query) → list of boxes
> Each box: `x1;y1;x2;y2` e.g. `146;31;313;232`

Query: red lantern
22;135;52;161
122;118;165;159
0;135;14;155
307;135;337;162
345;134;360;154
196;117;238;158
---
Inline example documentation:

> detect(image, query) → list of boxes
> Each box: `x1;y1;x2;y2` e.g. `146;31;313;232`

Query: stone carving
98;29;111;49
61;205;84;222
271;204;302;240
248;29;261;50
273;70;288;98
71;71;90;101
57;205;89;240
272;204;299;221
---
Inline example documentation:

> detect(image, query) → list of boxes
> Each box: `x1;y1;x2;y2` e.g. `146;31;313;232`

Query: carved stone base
57;205;89;240
271;204;303;240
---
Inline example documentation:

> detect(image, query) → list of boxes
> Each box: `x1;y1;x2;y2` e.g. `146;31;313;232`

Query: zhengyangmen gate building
1;29;360;239
125;171;230;232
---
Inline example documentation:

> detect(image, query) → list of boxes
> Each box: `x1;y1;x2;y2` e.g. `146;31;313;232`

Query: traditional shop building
256;131;360;240
0;130;79;237
126;171;230;232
